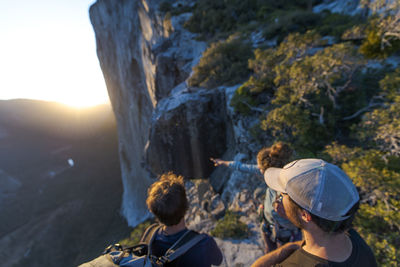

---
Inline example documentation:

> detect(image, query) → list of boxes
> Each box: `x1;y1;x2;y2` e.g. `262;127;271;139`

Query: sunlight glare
0;0;109;108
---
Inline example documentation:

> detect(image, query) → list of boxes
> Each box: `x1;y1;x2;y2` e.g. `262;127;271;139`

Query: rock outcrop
185;180;264;267
313;0;365;15
145;88;229;179
90;0;207;225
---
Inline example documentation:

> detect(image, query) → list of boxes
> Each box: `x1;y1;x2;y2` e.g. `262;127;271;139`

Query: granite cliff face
90;0;157;226
89;0;231;226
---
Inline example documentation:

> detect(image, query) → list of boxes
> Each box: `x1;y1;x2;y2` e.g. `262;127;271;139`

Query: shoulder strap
140;223;161;244
161;230;206;263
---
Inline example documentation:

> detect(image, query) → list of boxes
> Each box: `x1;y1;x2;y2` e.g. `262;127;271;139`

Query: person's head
265;159;360;234
257;142;292;173
146;172;188;226
280;193;359;233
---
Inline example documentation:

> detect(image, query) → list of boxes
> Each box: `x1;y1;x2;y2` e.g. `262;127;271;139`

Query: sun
0;1;110;109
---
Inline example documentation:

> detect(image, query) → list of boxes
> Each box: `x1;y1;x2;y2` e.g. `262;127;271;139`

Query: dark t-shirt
150;228;223;267
274;229;377;267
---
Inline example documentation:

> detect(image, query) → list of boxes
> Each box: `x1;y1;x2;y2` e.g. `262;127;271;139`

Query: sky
0;0;110;108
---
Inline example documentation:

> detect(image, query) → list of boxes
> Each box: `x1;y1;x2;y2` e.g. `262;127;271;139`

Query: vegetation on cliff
160;0;400;265
188;36;253;88
210;211;249;239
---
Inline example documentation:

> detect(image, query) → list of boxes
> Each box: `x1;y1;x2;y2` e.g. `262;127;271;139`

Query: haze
0;0;110;108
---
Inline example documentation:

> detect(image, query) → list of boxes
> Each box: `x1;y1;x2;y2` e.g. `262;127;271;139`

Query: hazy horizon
0;0;109;108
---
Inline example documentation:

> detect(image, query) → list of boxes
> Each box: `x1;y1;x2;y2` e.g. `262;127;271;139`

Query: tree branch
342;101;383;121
238;100;264;113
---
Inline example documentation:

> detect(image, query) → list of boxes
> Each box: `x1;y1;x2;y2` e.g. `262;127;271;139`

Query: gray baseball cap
264;158;359;221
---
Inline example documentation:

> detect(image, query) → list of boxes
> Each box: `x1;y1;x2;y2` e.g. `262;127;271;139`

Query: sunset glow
0;0;109;108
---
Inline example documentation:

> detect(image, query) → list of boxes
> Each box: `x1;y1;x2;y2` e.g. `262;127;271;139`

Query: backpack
79;224;206;267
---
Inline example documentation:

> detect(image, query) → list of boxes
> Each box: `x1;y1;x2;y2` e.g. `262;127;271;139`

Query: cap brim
264;167;286;193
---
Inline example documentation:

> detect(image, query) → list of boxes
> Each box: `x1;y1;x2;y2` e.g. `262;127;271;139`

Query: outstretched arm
251;241;302;267
210;158;232;167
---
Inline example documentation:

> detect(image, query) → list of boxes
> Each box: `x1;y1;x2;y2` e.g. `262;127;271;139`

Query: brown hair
257;142;293;172
287;196;359;234
146;172;188;226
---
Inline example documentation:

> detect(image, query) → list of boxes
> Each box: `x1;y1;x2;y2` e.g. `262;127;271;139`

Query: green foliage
322;142;400;265
119;220;154;247
316;12;365;39
211;211;249;239
183;0;364;44
263;10;320;42
263;10;365;43
188;37;253;88
360;18;400;58
341;152;400;266
230;31;390;151
230;82;261;115
380;68;400;101
355;69;400;156
359;1;400;59
264;34;365;150
231;31;322;115
355;209;399;267
261;104;326;149
184;0;327;40
322;142;363;165
184;0;260;39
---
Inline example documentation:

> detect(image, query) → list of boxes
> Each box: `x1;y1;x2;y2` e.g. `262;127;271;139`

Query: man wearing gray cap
252;159;377;267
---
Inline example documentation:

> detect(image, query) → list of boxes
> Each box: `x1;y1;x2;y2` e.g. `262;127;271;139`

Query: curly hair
146;172;188;226
257;142;293;172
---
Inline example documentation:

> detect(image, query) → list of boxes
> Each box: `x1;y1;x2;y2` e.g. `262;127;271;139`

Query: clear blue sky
0;0;110;107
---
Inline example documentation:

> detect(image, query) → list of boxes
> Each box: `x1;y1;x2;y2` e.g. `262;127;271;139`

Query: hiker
78;172;222;267
252;158;377;267
210;142;301;253
146;172;223;266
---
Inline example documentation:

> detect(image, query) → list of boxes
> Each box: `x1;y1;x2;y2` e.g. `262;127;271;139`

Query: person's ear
300;209;312;222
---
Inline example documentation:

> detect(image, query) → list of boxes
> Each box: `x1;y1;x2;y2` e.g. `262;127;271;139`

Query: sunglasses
276;193;288;203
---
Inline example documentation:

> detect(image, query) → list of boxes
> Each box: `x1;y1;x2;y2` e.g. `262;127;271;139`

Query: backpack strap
140;223;161;244
154;230;206;265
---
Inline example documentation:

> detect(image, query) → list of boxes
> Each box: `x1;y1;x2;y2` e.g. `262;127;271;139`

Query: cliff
90;0;236;226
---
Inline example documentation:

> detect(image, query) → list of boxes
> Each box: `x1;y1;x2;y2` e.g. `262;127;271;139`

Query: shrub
342;152;400;266
355;69;400;156
263;40;364;151
184;0;260;38
230;80;263;115
322;143;400;266
316;12;365;39
188;37;253;88
263;10;320;42
360;18;400;58
184;0;323;40
211;211;249;239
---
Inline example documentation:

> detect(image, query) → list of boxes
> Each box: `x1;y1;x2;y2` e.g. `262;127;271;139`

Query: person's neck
302;227;352;262
162;219;186;235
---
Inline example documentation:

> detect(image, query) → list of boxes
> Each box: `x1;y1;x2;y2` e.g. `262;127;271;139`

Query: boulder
145;89;229;179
